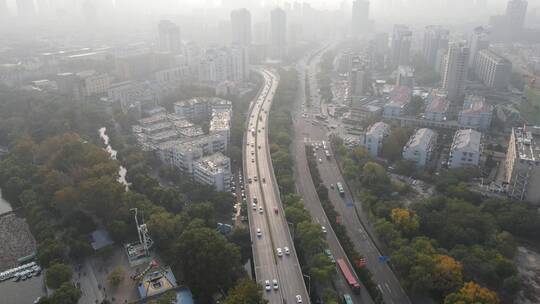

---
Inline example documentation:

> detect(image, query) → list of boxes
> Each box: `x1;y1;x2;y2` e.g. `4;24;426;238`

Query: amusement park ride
125;208;154;266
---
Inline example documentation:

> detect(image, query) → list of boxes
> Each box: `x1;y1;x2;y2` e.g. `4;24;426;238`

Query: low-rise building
504;126;540;203
361;122;390;157
424;92;449;122
383;86;412;118
458;95;493;131
193;153;231;191
448;129;482;168
402;128;437;167
174;98;210;121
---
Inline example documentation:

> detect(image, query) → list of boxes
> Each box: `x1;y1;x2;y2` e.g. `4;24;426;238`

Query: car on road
248;177;252;183
258;207;263;214
321;226;327;233
257;228;262;237
272;279;279;290
254;176;258;182
318;158;322;163
274;207;278;214
262;177;266;183
251;158;255;163
252;203;257;210
276;248;283;257
296;295;303;303
265;280;271;291
284;246;290;255
324;249;336;263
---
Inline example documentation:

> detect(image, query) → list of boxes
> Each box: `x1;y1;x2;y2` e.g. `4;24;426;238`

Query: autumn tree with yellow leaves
444;282;500;304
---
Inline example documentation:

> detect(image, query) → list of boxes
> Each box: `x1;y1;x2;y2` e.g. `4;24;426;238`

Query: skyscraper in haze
0;0;9;17
158;20;182;54
16;0;36;18
351;0;370;37
423;26;449;68
270;7;287;59
391;25;412;67
468;26;490;68
505;0;528;36
442;42;469;102
231;8;252;46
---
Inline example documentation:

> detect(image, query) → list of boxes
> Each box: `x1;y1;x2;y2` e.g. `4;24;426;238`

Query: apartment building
448;129;482;168
193;153;231;191
402;128;437;167
474;49;512;90
504;126;540;203
361;122;390;157
383;86;412;118
424;92;449;122
458;95;493;131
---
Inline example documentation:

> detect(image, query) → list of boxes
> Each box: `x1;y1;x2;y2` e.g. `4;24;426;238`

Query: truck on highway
336;182;345;196
337;258;361;294
343;294;353;304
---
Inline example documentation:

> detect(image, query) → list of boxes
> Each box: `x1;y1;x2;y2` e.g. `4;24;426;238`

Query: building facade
361;122;390;157
231;8;252;46
474;49;512;90
423;25;449;68
193;153;231;191
458;95;493;131
383;86;412;118
442;42;469;102
448;129;482;168
504;125;540;203
391;25;412;68
402;128;437;167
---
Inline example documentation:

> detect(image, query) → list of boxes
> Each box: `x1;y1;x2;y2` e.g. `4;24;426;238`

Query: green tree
46;263;73;289
171;226;241;300
49;282;81;304
381;128;412;162
223;278;268;304
296;222;326;255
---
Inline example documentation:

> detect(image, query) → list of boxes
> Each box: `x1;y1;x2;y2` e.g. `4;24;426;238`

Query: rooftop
451;129;481;153
514;126;540;161
386;86;412;108
195;153;230;174
405;128;436;151
210;109;231;132
366;122;390;138
461;95;493;115
425;95;449;113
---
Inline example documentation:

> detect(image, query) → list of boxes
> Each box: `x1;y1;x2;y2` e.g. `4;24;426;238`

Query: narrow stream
99;127;129;191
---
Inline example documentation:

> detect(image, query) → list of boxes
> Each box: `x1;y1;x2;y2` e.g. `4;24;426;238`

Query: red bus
337;258;361;294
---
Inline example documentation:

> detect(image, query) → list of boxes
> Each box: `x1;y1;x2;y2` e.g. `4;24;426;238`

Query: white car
265;280;271;291
321;226;327;233
257;228;262;237
272;279;279;290
252;203;257;210
284;246;290;255
276;248;283;257
258;207;264;214
296;295;303;303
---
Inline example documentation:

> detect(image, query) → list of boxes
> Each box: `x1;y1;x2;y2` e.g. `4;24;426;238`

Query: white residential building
448;129;482;168
458;95;493;131
174;98;210;121
504;126;540;203
361;122;390;157
402;128;437;167
193;153;231;191
383;86;412;118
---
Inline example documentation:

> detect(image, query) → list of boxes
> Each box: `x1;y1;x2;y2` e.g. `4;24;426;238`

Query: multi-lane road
244;69;310;304
292;47;412;304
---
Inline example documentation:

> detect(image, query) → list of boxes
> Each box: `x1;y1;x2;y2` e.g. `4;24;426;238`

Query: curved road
244;69;310;304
